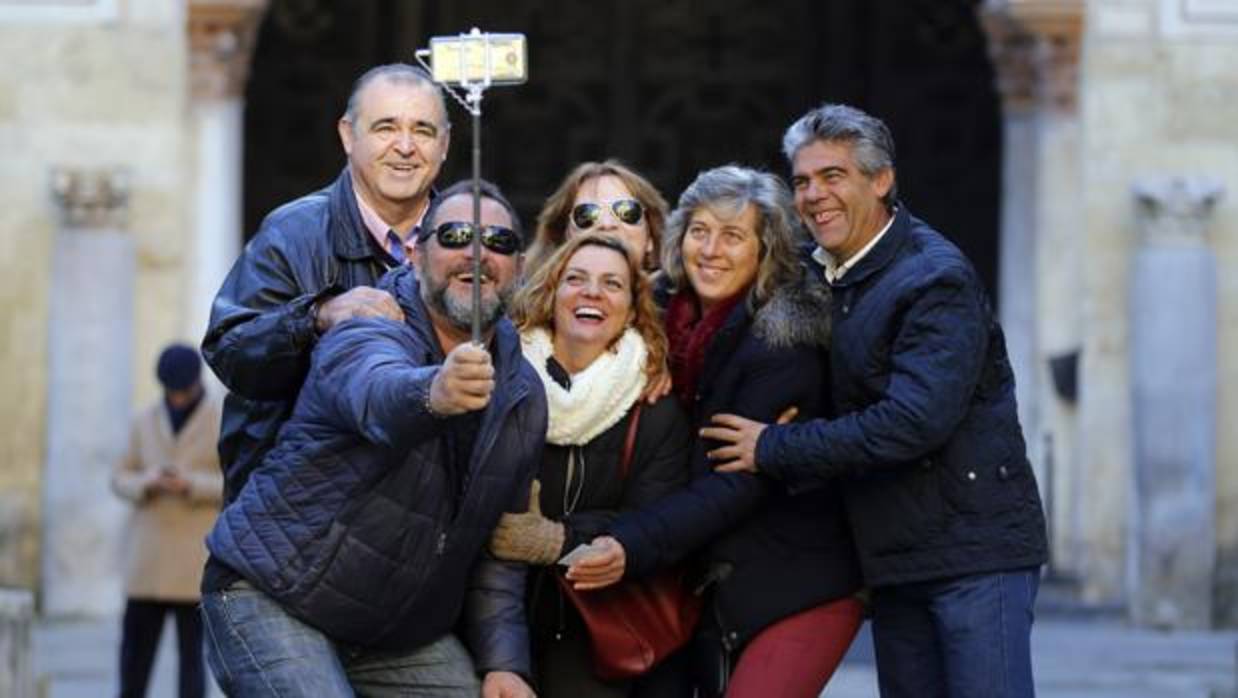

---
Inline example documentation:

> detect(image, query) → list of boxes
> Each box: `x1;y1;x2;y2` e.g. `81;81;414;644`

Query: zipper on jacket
555;579;567;641
453;382;529;525
435;531;447;555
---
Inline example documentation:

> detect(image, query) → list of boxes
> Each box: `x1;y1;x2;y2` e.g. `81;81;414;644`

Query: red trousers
725;596;865;698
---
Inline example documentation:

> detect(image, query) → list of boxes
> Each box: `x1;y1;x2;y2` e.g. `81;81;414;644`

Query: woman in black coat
489;234;693;697
569;166;863;698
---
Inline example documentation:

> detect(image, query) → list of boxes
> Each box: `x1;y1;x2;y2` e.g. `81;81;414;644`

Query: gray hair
343;63;450;131
662;165;806;309
782;103;897;207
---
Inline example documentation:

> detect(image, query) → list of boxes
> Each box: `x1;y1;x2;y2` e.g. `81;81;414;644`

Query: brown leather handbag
556;404;702;681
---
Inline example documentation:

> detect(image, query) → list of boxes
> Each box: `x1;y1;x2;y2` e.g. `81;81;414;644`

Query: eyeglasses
431;221;522;255
570;199;645;229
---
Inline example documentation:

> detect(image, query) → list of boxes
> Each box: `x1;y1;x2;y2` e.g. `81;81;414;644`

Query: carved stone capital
189;0;268;101
1132;176;1226;245
50;167;131;229
980;0;1083;112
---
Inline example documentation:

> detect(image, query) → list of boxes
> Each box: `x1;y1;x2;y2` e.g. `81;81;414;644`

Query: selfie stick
416;28;527;344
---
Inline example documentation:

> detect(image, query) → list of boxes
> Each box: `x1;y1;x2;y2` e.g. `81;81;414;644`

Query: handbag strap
619;403;642;481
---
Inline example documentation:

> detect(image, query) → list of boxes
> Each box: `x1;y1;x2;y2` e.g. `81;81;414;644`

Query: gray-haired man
708;104;1048;697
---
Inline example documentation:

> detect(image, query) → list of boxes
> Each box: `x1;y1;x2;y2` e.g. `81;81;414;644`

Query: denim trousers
200;582;481;697
870;567;1040;698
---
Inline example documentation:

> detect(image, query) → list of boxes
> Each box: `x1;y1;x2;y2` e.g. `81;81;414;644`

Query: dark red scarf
665;288;747;408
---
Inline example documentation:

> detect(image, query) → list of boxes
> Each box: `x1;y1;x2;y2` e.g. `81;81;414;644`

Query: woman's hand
565;535;627;589
488;481;565;565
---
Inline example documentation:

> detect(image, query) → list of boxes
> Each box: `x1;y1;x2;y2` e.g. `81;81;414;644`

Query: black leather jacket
201;167;396;504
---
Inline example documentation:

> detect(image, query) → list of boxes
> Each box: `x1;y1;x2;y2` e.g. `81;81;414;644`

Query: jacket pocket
940;435;1026;518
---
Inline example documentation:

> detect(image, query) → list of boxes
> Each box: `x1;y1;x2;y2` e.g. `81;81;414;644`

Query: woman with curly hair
568;165;864;698
490;233;692;697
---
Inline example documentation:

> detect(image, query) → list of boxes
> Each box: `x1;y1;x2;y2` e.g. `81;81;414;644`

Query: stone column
0;589;33;698
42;168;134;617
1129;176;1224;629
980;0;1085;579
187;0;266;340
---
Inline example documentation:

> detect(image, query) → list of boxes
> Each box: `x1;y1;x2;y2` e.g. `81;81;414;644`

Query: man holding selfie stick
199;179;543;697
199;33;541;698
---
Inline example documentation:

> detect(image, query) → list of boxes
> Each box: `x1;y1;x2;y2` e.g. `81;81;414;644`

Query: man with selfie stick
199;33;541;698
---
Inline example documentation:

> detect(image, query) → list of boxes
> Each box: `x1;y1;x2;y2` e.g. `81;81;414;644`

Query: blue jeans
870;567;1040;698
200;582;481;697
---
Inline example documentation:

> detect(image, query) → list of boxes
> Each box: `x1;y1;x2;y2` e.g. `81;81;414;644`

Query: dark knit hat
156;344;201;391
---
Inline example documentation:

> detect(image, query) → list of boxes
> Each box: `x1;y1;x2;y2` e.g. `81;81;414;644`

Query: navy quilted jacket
757;206;1048;586
206;266;547;674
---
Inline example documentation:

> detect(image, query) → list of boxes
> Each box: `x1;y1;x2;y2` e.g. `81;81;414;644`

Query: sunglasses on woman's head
570;199;645;229
432;221;522;255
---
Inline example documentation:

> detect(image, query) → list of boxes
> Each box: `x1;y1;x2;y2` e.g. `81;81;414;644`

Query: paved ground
31;609;1238;697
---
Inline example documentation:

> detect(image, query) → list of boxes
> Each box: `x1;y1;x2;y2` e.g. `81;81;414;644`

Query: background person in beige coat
110;344;223;698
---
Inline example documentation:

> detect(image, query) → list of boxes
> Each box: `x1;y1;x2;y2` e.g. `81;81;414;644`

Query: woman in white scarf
490;234;692;697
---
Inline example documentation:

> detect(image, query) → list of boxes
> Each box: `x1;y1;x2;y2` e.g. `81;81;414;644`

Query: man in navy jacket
200;182;545;697
707;104;1048;698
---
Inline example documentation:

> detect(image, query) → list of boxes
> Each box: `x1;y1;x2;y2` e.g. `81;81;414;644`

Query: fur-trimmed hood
750;261;832;350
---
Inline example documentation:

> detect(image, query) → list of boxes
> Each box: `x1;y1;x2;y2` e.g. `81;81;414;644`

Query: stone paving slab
33;615;223;698
821;619;1238;698
31;614;1238;697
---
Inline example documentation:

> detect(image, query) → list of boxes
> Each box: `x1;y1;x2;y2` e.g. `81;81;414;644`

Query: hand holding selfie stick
416;28;527;344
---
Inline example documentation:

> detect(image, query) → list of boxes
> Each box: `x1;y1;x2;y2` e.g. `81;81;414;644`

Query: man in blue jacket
200;181;545;697
707;104;1048;697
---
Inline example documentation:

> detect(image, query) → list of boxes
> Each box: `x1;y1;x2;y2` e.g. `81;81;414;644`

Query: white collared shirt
811;211;896;285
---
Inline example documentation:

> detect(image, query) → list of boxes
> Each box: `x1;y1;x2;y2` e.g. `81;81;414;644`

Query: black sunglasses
431;221;521;255
570;199;645;229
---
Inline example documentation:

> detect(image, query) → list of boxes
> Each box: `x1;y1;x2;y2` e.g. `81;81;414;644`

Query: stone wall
1080;0;1238;620
0;1;192;602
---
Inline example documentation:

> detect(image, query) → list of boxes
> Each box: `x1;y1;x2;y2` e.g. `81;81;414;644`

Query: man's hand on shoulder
482;670;536;698
314;286;402;333
429;343;496;415
706;407;798;474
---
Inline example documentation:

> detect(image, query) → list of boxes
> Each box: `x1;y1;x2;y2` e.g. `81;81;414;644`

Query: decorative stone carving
42;216;135;616
1132;176;1226;244
980;0;1083;111
189;0;268;101
44;165;137;616
50;167;130;229
1129;174;1224;629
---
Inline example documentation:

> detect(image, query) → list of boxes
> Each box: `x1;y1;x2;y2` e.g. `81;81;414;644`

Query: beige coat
111;391;223;602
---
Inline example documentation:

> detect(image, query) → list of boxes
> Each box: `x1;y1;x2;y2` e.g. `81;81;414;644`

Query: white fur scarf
521;326;648;446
